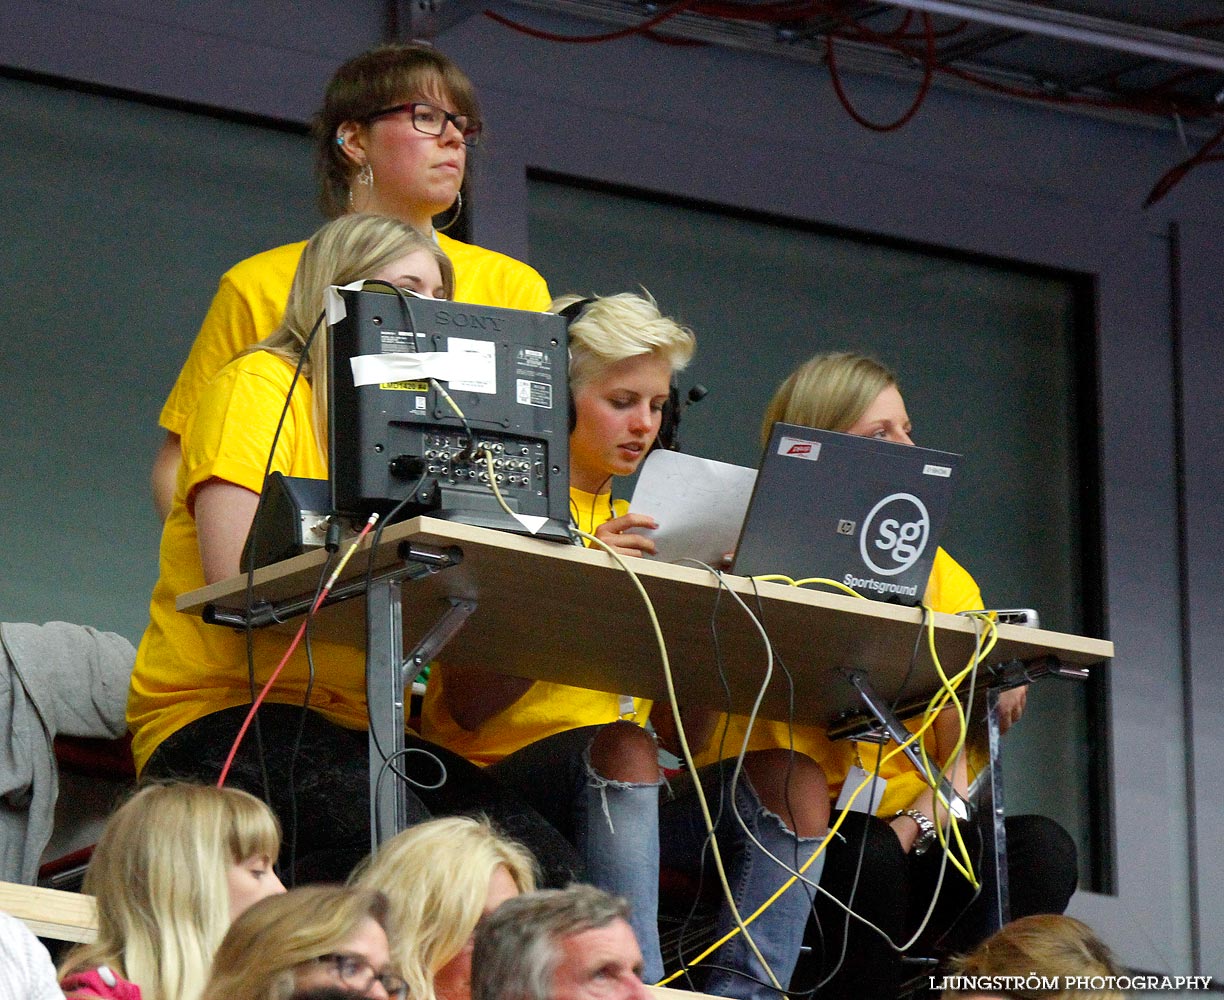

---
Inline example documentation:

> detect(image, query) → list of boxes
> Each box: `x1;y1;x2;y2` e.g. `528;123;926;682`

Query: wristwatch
894;808;937;855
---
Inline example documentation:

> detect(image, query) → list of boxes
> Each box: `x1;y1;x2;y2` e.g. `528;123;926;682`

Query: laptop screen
731;423;961;605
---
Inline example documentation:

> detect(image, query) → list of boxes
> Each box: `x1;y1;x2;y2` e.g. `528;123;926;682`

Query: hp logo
859;493;930;576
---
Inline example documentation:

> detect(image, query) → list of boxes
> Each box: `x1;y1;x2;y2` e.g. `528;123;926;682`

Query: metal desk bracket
200;542;472;852
839;669;970;822
368;594;476;849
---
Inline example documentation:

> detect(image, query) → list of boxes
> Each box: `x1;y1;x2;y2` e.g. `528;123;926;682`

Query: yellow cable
574;529;783;993
791;577;870;597
746;574;868;599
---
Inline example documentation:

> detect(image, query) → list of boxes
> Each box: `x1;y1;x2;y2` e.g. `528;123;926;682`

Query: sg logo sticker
859;493;930;576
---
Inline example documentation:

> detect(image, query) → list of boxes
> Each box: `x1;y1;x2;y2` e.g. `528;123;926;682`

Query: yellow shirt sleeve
159;242;306;435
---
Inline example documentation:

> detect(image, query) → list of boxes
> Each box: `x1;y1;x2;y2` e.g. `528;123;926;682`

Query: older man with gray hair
471;885;650;1000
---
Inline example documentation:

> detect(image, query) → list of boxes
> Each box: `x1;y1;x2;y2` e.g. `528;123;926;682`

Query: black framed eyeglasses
363;101;481;147
313;953;409;1000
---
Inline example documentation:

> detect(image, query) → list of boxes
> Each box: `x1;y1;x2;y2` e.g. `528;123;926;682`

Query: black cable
670;578;730;990
361;278;480;460
230;306;328;805
284;536;339;886
361;468;431;785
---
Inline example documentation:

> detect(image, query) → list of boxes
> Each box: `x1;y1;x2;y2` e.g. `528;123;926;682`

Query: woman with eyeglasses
152;42;551;519
201;887;408;1000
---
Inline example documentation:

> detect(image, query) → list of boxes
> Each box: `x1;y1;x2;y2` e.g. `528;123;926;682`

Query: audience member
471;885;648;1000
942;914;1125;1000
353;816;535;1000
1;619;134;885
58;782;284;1000
200;886;406;1000
0;909;64;1000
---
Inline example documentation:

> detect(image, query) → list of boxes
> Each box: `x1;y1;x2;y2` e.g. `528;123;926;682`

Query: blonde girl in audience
58;782;284;1000
353;816;536;1000
200;886;407;1000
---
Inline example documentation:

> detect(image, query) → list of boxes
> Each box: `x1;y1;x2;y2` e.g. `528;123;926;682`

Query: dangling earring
436;190;463;232
348;162;374;210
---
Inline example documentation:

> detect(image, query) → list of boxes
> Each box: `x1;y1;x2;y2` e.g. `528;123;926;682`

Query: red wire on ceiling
482;0;1224;203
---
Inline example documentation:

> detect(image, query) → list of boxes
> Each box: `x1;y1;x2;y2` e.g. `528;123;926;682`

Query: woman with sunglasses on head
200;887;408;1000
152;43;551;519
130;214;579;886
421;293;830;1000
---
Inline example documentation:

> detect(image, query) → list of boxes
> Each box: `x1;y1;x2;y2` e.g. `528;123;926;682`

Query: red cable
1144;120;1224;207
216;515;380;788
484;0;705;44
824;12;935;132
481;0;1224;196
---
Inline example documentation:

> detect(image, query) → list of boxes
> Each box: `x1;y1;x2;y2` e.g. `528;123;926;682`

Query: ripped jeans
489;725;822;998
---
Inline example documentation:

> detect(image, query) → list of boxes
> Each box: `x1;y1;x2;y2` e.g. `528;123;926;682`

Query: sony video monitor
327;285;571;541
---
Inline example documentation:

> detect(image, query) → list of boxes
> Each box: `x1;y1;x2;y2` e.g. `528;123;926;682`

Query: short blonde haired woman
355;816;537;1000
59;782;284;1000
200;886;406;1000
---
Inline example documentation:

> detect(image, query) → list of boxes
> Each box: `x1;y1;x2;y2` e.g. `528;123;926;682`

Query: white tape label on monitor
447;337;496;394
349;352;466;386
923;463;952;477
777;436;822;461
325;282;355;325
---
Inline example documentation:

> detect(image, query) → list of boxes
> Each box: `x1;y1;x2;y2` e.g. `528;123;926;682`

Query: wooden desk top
180;517;1113;728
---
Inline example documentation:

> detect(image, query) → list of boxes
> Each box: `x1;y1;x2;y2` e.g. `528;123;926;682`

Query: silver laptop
731;423;961;605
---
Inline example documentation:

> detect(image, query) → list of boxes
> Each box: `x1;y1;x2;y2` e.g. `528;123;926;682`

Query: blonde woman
422;294;830;999
354;816;536;1000
58;782;284;1000
130;214;575;886
699;352;1077;998
200;886;406;1000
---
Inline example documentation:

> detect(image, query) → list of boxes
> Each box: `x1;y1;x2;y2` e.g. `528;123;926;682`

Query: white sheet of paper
628;450;756;566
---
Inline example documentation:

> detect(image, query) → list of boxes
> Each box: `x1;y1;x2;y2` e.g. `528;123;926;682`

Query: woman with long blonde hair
130;213;576;887
354;816;536;1000
58;782;284;1000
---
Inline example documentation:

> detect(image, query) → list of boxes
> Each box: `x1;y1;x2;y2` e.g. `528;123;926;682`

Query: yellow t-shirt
129;351;369;772
693;547;984;817
419;488;649;766
159;234;552;436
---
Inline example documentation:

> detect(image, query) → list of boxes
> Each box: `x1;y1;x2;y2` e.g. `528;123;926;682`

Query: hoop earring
435;190;463;232
347;163;374;210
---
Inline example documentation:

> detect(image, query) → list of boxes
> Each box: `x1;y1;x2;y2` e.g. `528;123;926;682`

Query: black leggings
143;703;584;887
794;812;1078;999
